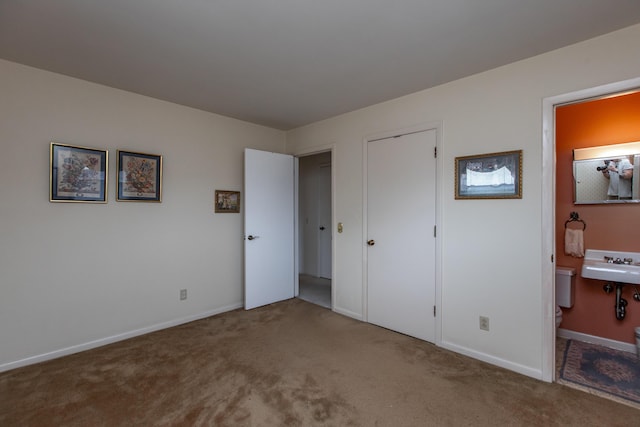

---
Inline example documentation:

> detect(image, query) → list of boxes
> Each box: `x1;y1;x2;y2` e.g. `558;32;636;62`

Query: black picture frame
50;142;108;203
116;150;163;202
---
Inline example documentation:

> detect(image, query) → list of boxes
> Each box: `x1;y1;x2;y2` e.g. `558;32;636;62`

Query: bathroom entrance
543;77;640;382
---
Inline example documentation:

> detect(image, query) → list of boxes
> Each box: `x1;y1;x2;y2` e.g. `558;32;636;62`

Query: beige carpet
1;299;638;426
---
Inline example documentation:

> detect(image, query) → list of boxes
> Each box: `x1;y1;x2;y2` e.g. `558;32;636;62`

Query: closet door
366;130;437;342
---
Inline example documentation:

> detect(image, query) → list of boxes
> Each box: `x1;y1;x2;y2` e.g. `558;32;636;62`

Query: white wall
286;24;640;378
0;59;285;370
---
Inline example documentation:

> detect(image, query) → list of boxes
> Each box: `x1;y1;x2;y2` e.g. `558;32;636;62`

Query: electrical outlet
479;316;490;331
180;289;187;301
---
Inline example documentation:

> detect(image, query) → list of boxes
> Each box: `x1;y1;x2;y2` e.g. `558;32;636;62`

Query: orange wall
556;91;640;344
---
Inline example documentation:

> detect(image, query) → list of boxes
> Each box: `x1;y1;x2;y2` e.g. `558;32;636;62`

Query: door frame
362;122;443;345
541;76;640;382
292;144;336;309
317;161;332;279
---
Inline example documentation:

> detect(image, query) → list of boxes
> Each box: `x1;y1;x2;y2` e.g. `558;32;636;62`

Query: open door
244;148;295;310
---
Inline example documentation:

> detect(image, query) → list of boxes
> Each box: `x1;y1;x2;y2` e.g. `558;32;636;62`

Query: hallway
297;274;331;309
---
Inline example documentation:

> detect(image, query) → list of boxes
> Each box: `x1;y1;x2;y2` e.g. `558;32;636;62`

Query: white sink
581;249;640;284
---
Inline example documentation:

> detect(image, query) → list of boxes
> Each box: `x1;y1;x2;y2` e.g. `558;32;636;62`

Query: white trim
541;76;640;382
0;303;243;373
558;328;637;354
440;340;543;380
332;306;364;321
541;93;556;382
294;156;300;296
362;138;369;321
291;143;335;158
330;145;336;310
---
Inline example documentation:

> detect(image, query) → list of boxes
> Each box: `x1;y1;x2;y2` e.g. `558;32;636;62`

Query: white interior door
317;164;332;279
367;130;437;342
244;148;295;310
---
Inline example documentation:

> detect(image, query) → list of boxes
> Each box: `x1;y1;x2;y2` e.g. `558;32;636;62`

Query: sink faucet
604;256;633;264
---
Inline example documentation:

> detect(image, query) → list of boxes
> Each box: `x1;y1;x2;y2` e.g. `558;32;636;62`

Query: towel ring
564;211;586;230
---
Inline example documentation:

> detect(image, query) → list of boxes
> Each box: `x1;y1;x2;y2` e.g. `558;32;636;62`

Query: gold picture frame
215;190;241;213
455;150;522;199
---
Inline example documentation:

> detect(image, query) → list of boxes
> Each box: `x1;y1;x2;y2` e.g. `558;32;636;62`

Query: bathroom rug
558;339;640;410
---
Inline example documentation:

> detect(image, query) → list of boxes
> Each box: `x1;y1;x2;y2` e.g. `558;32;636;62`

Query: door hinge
551;254;554;263
433;305;436;317
433;225;436;238
434;147;437;158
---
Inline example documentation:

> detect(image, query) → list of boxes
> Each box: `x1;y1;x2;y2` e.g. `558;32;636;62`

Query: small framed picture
50;142;108;203
215;190;241;213
117;150;162;202
455;150;522;199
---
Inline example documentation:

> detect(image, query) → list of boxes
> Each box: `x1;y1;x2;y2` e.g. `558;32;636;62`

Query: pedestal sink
581;249;640;320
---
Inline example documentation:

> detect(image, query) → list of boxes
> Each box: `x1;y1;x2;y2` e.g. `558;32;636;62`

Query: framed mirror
573;141;640;204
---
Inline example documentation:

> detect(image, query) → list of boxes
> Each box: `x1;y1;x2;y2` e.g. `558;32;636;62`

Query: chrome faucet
604;256;633;264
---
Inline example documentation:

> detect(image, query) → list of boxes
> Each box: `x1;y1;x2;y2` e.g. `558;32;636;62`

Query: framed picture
117;150;162;202
455;150;522;199
50;142;108;203
215;190;241;213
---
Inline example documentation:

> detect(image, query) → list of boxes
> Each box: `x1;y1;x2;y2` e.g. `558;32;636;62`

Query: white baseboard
332;306;363;321
440;340;544;381
557;328;637;354
0;303;243;373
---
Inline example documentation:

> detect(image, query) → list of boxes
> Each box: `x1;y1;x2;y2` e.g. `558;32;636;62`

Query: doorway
297;151;332;309
542;76;640;382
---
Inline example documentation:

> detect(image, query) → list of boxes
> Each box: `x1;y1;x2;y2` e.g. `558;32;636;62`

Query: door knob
367;239;375;246
319;226;326;230
247;235;259;240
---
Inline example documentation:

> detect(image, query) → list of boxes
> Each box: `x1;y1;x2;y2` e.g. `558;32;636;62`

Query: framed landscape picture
455;150;522;199
117;150;163;202
215;190;240;213
50;142;108;203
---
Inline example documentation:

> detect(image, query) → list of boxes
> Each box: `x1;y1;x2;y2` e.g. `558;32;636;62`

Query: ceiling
2;1;640;130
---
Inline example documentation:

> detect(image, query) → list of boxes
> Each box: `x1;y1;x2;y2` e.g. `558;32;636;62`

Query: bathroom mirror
573;141;640;204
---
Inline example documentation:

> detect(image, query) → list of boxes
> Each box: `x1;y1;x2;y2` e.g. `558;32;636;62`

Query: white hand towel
564;228;584;258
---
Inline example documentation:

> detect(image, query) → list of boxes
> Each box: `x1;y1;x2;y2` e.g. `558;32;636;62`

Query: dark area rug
558;339;640;409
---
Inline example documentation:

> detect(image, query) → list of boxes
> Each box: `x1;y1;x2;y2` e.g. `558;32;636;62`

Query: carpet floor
557;338;640;410
2;299;639;426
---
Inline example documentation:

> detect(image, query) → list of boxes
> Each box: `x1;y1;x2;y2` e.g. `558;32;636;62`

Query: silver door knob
367;239;375;246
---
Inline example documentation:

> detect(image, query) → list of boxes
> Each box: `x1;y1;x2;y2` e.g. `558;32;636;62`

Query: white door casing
317;163;332;279
366;130;437;342
244;148;295;310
